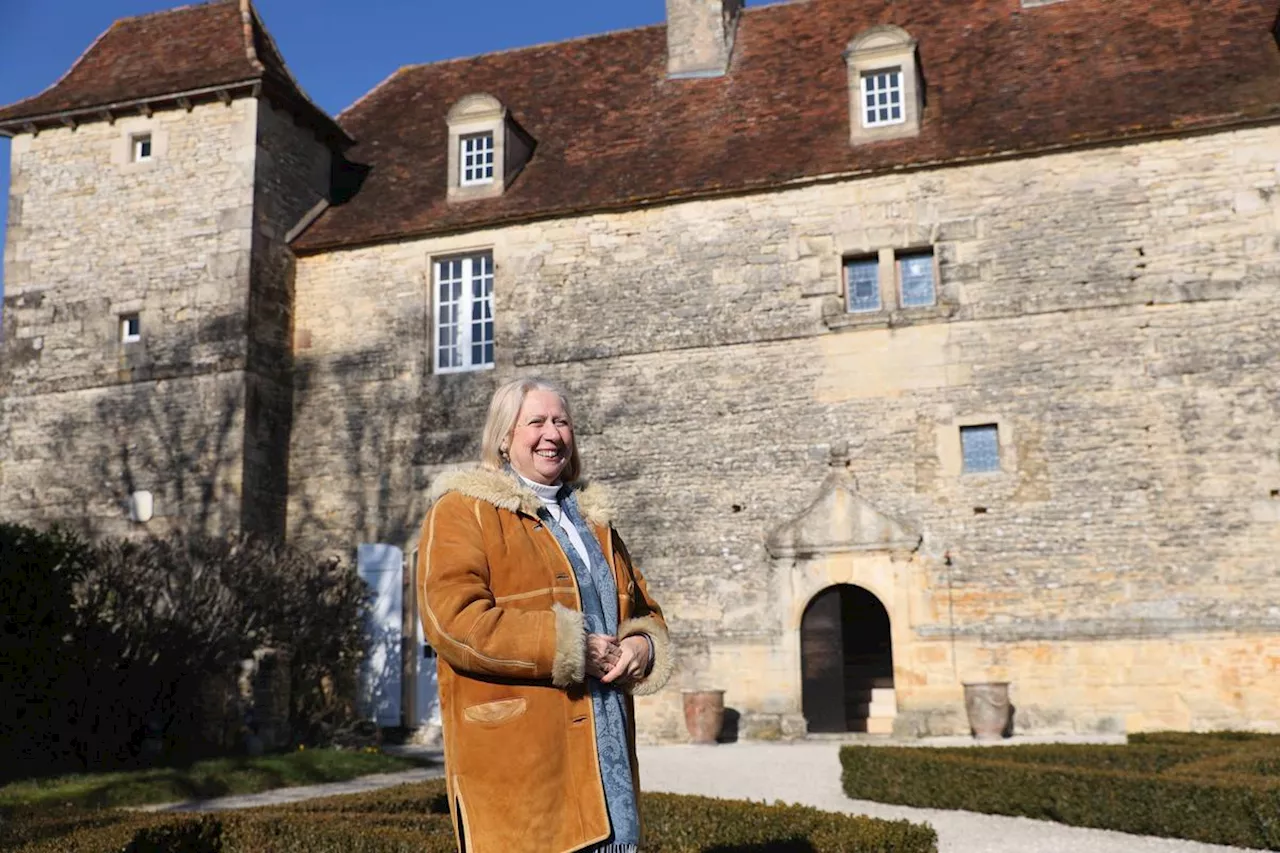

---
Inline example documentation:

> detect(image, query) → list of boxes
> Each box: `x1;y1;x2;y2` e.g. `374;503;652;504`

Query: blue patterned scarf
540;489;639;850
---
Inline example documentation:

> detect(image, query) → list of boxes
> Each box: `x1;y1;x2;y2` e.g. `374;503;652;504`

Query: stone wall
243;102;333;539
291;123;1280;740
1;100;261;535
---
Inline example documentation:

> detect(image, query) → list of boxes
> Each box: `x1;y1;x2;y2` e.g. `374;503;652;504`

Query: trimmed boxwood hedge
1;779;938;853
841;732;1280;850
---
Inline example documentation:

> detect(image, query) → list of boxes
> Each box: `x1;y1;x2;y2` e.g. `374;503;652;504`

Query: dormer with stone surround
445;93;535;202
844;25;924;145
0;0;349;539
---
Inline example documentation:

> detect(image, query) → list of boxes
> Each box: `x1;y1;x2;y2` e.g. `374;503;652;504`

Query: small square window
120;314;141;343
960;424;1000;473
899;250;936;307
861;68;904;128
131;134;153;163
845;257;881;313
460;133;494;185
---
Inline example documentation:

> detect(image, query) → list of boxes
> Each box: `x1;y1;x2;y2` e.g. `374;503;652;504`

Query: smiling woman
417;376;673;853
483;382;581;486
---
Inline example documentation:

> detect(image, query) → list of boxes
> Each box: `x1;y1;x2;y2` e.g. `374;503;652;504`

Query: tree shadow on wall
285;355;639;555
37;325;247;540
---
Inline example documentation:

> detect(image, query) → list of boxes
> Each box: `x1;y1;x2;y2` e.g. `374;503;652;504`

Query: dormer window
460;132;495;185
845;26;923;144
861;69;904;128
132;133;153;162
446;93;535;202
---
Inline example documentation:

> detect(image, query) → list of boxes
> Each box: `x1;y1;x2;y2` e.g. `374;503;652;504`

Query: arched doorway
800;584;894;733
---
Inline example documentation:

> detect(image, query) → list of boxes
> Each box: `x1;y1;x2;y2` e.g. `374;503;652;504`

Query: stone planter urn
681;689;725;744
963;681;1011;740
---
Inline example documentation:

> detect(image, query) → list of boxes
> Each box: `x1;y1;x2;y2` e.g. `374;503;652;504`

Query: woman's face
506;389;574;485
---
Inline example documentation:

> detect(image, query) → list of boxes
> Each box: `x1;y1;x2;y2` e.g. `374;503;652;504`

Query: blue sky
0;0;780;293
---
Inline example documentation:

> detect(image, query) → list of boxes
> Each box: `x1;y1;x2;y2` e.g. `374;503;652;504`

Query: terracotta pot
963;681;1011;740
681;689;725;744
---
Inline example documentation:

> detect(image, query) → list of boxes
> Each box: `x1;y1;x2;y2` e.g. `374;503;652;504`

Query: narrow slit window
434;252;494;373
861;69;904;128
460;132;495;185
131;134;153;162
845;257;881;313
960;424;1000;474
120;313;141;343
899;250;936;307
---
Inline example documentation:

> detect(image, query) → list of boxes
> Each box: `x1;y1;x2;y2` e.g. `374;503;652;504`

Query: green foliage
0;521;370;778
840;733;1280;850
0;748;424;810
0;780;939;853
642;791;937;852
0;805;167;853
0;523;97;779
123;817;223;853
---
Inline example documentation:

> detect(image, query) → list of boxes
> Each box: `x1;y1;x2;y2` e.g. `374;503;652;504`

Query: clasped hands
585;632;650;685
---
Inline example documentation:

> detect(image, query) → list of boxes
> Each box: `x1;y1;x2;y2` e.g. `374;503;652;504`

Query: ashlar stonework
287;127;1280;740
3;0;1278;743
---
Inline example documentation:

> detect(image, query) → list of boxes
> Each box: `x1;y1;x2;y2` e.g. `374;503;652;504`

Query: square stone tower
0;0;349;539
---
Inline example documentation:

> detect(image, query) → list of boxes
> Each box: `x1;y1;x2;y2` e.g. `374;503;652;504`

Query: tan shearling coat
416;468;674;853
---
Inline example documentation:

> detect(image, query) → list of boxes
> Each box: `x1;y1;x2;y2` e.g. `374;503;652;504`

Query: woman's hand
601;635;650;685
585;633;621;680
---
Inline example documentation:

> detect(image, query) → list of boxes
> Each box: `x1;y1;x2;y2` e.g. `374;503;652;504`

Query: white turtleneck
521;472;655;669
519;474;591;569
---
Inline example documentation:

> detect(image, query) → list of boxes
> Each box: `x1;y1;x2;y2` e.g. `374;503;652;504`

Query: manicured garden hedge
1;779;938;853
841;731;1280;850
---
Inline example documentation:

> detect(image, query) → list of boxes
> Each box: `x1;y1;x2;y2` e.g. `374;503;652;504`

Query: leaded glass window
845;258;881;313
899;251;935;307
960;424;1000;474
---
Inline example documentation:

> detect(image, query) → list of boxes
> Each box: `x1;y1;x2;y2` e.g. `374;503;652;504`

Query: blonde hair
480;377;582;482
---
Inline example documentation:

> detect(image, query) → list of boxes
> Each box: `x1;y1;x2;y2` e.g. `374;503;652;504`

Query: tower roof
0;0;350;146
294;0;1280;252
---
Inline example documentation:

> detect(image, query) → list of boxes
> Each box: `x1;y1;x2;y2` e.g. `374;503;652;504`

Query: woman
417;377;674;853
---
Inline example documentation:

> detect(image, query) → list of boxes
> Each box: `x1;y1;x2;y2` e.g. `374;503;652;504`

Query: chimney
666;0;743;79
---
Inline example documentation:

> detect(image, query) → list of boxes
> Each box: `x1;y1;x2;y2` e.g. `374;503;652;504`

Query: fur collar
430;467;616;527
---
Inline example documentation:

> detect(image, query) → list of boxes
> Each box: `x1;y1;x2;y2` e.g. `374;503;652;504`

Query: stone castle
3;0;1279;742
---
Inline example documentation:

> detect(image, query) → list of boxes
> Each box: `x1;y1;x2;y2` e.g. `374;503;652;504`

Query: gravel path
637;742;1251;853
133;766;443;813
135;741;1253;852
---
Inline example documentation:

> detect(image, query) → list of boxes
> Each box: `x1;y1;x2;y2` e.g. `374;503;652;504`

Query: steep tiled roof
295;0;1280;252
0;0;349;145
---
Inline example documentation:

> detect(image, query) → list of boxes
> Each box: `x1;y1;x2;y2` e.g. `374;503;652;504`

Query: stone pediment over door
766;467;920;559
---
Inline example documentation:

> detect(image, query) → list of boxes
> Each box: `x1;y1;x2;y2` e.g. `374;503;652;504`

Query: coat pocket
463;697;528;725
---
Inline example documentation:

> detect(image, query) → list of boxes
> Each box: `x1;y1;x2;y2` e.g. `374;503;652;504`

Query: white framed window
434;252;494;373
960;424;1000;473
845;257;881;313
460;133;495;186
899;250;936;307
861;68;904;128
120;313;141;343
131;133;153;162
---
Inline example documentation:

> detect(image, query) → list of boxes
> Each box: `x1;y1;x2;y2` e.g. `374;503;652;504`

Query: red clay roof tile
295;0;1280;252
0;0;348;145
